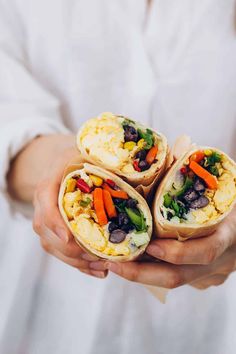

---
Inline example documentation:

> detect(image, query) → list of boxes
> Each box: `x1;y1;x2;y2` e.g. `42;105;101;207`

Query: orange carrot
146;145;158;165
103;183;129;199
93;188;108;226
190;150;205;163
189;161;218;190
103;190;117;219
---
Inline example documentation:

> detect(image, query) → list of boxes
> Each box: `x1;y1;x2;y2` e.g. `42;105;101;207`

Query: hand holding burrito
100;145;236;289
55;122;236;290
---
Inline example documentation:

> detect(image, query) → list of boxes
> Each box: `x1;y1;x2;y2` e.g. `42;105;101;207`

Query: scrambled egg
70;215;130;256
63;173;131;256
80;113;129;168
213;172;236;213
70;215;106;252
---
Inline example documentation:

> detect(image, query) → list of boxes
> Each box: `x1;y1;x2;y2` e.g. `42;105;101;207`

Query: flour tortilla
59;163;153;261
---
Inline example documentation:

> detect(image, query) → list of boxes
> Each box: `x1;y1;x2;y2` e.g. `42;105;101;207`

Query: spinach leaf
137;128;154;150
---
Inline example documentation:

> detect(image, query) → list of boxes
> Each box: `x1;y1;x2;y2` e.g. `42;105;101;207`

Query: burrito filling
160;150;236;224
62;171;150;256
79;112;165;174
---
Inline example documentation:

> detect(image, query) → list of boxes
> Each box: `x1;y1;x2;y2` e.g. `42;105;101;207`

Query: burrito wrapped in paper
153;147;236;240
77;112;168;196
59;163;152;261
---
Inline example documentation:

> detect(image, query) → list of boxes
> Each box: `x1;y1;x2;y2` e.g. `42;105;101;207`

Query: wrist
7;134;77;202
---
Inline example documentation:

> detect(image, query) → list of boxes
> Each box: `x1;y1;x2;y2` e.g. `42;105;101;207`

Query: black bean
113;198;127;205
109;229;127;244
183;189;199;203
193;179;205;194
118;212;129;226
189;196;209;209
124;125;139;142
126;198;138;209
121;224;135;232
138;160;150;171
135;149;147;160
108;222;119;233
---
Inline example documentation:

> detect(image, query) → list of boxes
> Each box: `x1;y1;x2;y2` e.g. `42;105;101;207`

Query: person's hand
8;134;107;279
90;206;236;288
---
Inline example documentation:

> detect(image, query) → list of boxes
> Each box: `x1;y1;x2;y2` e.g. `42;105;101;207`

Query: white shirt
0;1;236;353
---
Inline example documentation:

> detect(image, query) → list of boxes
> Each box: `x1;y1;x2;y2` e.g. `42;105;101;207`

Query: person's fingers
34;179;71;242
106;261;213;288
190;274;228;290
80;269;108;279
34;194;100;265
147;223;234;265
46;247;107;278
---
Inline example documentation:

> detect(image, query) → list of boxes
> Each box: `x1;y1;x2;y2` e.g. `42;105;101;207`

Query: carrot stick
146;145;158;165
190;150;205;163
103;183;129;199
189;161;218;190
93;188;108;226
103;190;117;219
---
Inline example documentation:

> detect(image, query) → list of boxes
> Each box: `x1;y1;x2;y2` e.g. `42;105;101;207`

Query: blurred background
0;1;236;354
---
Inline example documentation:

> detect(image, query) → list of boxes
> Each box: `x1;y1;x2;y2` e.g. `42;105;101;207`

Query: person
0;1;236;353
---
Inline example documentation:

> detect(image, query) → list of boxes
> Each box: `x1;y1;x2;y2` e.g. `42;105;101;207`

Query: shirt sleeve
0;2;71;191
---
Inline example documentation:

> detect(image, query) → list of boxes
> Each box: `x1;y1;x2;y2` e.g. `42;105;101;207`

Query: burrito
77;112;168;190
153;147;236;240
58;163;152;261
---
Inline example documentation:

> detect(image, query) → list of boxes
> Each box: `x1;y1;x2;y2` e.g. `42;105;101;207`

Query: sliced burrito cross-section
59;163;152;261
154;147;236;240
77;112;168;188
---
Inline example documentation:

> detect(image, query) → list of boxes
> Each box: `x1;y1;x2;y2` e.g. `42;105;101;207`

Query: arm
0;3;106;278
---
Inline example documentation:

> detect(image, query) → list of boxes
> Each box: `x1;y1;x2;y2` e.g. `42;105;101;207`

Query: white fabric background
0;1;235;353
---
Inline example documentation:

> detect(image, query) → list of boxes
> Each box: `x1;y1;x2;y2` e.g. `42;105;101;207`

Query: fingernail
55;227;68;242
89;261;108;271
81;253;98;261
107;262;120;274
147;245;165;258
90;270;106;278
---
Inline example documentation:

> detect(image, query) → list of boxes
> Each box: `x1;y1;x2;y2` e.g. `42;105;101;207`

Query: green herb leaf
125;207;147;232
137;128;154;150
115;201;127;212
80;198;91;207
163;193;172;208
175;177;193;198
208;165;219;177
206;152;222;166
